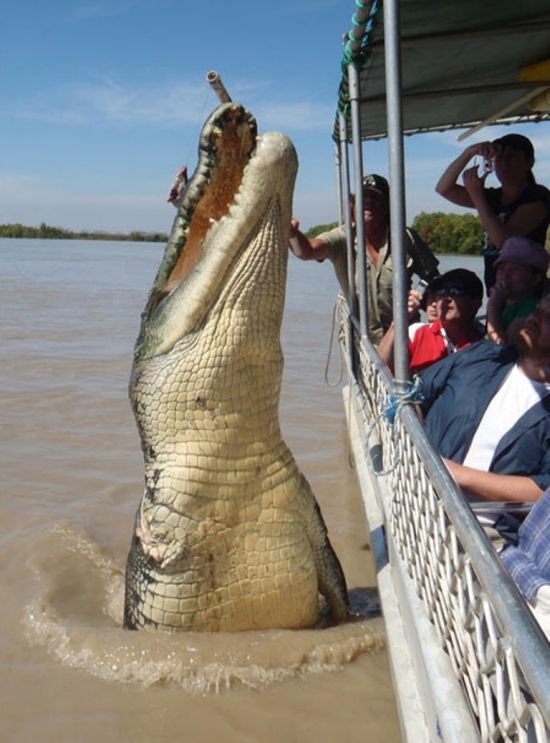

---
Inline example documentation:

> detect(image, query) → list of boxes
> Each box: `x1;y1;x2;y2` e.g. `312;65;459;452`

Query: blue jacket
419;341;550;491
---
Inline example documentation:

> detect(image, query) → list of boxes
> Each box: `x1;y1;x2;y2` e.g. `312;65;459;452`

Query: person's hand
462;165;486;198
407;289;422;320
289;218;308;258
289;218;300;239
465;141;494;160
477;140;495;160
488;281;511;309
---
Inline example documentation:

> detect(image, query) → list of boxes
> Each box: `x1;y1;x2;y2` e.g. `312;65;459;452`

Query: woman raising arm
436;133;550;291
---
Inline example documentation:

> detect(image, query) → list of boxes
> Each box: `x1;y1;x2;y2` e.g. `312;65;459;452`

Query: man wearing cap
486;236;549;344
378;268;485;374
419;295;550;505
436;133;550;291
289;174;439;345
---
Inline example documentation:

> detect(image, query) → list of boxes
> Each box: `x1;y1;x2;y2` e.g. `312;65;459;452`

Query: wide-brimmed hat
494;236;549;273
425;268;483;304
362;174;390;200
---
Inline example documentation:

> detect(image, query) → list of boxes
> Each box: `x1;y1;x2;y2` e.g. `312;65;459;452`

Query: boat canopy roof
335;0;550;141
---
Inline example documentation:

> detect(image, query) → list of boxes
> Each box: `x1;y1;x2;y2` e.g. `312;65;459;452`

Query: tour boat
333;1;550;740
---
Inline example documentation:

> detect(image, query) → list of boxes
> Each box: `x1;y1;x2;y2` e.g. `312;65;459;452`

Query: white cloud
5;78;212;127
255;102;335;131
4;76;335;134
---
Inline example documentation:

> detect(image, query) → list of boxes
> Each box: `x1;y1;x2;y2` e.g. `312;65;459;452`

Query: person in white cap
486;236;549;344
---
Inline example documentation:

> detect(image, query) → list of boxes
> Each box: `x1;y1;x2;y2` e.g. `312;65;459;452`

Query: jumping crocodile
123;102;349;632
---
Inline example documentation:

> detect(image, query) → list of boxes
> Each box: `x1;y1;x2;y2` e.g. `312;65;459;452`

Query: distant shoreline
0;222;168;243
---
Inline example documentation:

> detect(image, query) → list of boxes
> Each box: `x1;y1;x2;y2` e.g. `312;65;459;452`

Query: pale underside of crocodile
123;102;349;632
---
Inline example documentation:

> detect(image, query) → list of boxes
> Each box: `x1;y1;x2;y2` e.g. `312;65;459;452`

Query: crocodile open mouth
133;103;297;365
146;103;257;316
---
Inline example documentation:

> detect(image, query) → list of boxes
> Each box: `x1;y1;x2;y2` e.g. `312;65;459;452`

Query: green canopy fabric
335;0;550;141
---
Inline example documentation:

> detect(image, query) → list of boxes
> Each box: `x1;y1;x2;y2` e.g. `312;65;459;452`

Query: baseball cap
494;236;549;273
426;269;483;302
492;133;535;160
362;174;390;200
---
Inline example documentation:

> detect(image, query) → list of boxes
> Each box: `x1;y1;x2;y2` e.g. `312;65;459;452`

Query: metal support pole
337;113;358;376
338;113;358;322
334;142;343;227
383;0;409;388
348;61;368;340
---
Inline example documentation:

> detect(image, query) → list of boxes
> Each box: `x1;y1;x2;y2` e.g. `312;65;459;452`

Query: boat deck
337;295;550;742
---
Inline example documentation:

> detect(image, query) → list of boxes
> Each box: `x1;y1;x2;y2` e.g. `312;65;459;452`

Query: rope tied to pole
363;376;424;477
382;377;423;424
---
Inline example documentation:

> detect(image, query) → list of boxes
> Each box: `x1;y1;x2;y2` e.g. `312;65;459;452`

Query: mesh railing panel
337;296;550;742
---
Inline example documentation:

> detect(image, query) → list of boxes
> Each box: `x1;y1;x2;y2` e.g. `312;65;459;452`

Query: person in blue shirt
419;295;550;504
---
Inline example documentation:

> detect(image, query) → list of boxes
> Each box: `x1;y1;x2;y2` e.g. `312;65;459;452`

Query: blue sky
2;0;550;233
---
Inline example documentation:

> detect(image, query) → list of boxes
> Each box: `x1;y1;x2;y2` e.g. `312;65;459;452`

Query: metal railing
337;295;550;742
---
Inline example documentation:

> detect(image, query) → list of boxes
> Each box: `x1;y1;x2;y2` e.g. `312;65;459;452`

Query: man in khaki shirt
289;174;439;345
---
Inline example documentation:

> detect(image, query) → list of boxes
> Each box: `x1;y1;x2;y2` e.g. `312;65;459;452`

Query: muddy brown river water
1;238;401;742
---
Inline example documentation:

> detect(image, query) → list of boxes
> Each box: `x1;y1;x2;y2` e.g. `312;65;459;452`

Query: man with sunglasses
378;268;485;374
419;296;550;505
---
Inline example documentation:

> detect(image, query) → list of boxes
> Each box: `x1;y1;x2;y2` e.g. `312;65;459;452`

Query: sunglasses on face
433;286;468;298
362;190;384;202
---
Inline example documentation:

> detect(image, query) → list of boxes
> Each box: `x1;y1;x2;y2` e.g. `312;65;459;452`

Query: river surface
1;238;480;742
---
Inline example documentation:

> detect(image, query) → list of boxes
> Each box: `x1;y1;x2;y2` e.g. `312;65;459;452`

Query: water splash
24;523;385;693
